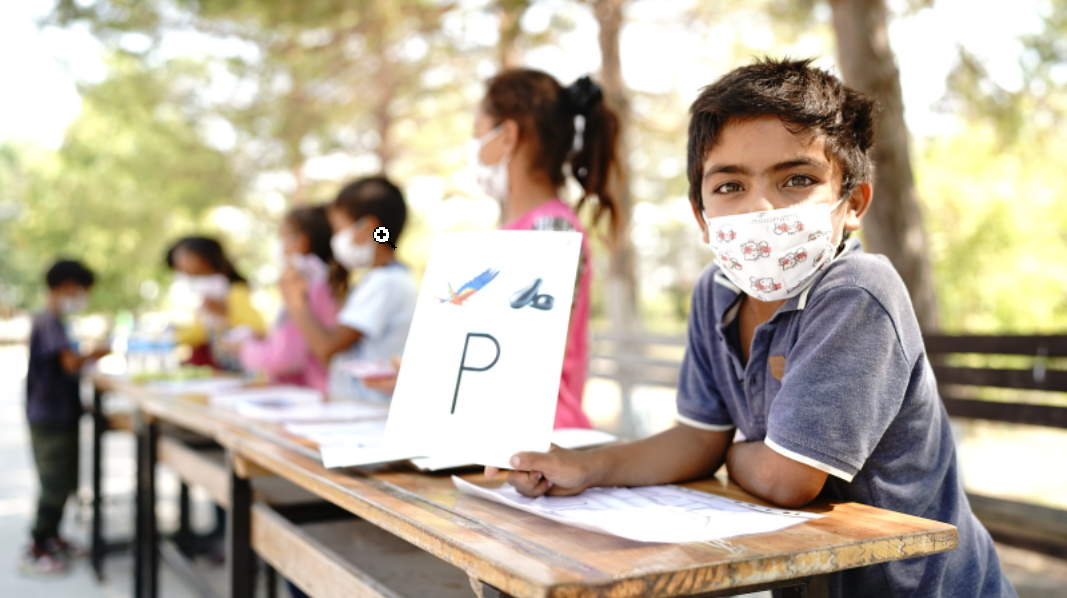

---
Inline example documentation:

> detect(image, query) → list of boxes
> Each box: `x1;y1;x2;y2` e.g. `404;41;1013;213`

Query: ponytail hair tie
565;75;603;116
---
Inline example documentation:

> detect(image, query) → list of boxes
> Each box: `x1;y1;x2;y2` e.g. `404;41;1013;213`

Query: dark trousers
29;423;80;544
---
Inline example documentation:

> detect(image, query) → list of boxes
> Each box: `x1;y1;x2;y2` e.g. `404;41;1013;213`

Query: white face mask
330;221;375;271
58;291;88;315
290;253;328;282
704;198;846;301
467;125;510;202
179;273;230;301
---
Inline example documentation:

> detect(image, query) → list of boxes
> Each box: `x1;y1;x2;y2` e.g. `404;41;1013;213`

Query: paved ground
1;344;1064;597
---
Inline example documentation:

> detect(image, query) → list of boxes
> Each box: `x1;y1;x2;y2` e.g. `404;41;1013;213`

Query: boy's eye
714;182;743;194
784;175;816;188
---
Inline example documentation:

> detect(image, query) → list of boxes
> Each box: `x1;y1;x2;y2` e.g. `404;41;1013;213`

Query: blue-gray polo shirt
677;238;1015;598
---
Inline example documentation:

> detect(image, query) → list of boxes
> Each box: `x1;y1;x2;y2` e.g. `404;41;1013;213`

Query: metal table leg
228;451;254;598
90;384;105;581
134;415;159;598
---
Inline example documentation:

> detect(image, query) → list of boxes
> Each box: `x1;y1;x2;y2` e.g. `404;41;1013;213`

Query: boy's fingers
484;466;500;479
506;469;543;494
515;476;552;498
510;451;556;474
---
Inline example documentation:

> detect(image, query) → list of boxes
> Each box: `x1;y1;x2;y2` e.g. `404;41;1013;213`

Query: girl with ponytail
361;70;620;428
470;69;621;429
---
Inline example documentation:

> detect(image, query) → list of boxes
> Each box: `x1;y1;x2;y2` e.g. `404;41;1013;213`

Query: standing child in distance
235;206;346;393
280;177;416;402
20;260;109;576
489;59;1016;597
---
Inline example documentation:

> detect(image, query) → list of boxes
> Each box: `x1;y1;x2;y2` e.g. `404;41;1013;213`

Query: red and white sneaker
45;536;88;560
17;544;69;577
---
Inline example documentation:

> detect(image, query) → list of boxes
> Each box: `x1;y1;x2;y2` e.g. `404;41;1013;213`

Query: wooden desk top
93;374;959;598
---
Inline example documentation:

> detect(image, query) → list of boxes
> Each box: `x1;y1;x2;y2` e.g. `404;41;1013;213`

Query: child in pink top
471;70;623;429
501;200;594;429
361;71;622;429
239;206;346;393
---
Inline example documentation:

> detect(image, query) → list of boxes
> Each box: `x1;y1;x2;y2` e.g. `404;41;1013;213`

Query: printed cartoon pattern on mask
772;216;804;235
750;277;783;293
715;224;737;243
779;248;808;270
808;231;828;242
740;241;771;261
717;252;743;271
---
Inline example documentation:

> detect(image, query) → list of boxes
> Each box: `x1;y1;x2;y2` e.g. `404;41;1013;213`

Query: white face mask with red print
704;198;846;302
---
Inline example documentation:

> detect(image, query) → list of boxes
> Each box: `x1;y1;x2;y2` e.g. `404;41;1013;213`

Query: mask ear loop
831;192;852;254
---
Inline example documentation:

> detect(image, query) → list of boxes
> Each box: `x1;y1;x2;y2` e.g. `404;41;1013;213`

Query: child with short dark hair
488;59;1016;597
281;176;416;401
21;259;109;576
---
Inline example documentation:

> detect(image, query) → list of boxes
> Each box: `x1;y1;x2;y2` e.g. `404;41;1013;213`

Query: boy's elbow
766;485;819;509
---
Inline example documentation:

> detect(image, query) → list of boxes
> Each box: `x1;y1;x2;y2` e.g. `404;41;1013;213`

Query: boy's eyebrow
703;164;753;181
770;158;831;172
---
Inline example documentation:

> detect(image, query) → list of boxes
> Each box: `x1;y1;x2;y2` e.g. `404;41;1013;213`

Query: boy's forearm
587;424;731;488
725;441;827;508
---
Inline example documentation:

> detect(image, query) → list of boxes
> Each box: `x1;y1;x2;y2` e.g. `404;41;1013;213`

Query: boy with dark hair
20;260;109;576
281;176;416;401
488;58;1015;597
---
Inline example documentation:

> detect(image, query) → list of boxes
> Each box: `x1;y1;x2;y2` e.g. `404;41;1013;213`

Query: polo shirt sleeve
675;274;735;432
337;270;393;339
765;285;912;482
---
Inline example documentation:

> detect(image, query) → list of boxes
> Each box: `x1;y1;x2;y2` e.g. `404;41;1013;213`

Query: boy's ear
843;182;873;234
690;201;710;244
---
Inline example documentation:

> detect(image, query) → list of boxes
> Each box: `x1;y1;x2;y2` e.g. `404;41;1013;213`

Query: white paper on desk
409;428;618;472
378;231;582;470
148;378;245;396
453;477;824;544
237;400;388;423
320;442;426;469
284;420;388;445
208;385;323;410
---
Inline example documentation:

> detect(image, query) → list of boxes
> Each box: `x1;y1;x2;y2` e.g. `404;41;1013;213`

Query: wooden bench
925;334;1067;559
590;332;1067;560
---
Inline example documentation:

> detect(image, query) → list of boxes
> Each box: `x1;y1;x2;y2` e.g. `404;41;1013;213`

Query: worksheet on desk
453;477;825;543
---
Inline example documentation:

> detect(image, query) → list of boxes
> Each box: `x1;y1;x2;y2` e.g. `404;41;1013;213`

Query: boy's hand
202;297;228;317
280;266;308;310
485;446;597;498
360;356;402;394
89;347;111;360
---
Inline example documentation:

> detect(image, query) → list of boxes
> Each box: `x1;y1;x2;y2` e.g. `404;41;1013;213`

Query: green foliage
917;125;1067;333
0;53;241;313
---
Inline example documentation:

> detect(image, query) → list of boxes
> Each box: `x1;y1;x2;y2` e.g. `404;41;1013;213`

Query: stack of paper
453;477;824;543
208;386;323;410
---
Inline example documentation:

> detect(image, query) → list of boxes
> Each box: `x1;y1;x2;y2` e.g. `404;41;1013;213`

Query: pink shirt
502;199;593;429
240;279;338;393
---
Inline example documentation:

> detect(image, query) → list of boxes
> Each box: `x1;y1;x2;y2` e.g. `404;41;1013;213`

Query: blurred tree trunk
830;0;939;331
497;0;530;69
591;0;641;336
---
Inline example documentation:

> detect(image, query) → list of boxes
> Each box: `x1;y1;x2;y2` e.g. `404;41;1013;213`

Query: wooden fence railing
589;332;1067;560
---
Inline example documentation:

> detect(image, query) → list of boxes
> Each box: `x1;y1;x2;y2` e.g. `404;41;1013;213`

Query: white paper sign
380;231;582;469
453;477;825;543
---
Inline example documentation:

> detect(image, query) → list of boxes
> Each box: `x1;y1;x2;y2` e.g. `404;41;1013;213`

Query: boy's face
327;205;377;244
692;116;870;244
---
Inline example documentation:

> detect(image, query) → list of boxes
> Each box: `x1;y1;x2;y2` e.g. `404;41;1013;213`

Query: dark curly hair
687;57;876;211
